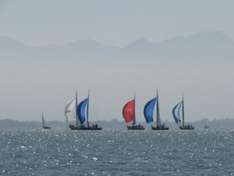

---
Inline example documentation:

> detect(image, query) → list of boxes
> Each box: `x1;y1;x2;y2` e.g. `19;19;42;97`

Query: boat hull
127;124;145;130
151;125;169;130
179;125;194;130
69;125;102;130
43;126;51;130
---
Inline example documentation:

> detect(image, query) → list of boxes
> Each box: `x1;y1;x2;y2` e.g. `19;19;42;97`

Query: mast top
156;89;159;98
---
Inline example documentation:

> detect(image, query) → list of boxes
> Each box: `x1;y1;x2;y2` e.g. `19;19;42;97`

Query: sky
0;63;233;122
0;0;234;46
0;0;234;122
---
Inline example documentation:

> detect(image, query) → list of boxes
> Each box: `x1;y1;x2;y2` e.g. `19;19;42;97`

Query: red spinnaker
122;99;135;123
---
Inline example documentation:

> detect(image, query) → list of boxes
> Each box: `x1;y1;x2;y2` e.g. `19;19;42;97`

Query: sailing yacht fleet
121;90;194;131
42;89;195;130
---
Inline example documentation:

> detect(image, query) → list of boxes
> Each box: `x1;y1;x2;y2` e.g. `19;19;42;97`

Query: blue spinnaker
77;98;89;124
144;97;157;123
172;102;182;124
177;103;182;120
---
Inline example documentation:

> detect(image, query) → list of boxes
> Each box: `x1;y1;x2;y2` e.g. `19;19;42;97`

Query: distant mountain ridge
0;31;234;63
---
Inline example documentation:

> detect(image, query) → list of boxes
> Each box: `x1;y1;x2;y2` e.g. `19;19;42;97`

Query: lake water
0;130;234;176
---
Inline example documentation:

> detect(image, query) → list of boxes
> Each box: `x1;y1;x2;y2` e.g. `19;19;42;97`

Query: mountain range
0;31;234;64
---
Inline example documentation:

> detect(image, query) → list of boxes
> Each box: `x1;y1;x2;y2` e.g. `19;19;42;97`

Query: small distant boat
204;124;209;129
65;91;102;130
41;113;51;130
172;96;194;130
204;119;209;129
144;90;169;130
122;95;145;130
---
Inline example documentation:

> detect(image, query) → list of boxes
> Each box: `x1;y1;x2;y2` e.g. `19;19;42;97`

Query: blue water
0;130;234;176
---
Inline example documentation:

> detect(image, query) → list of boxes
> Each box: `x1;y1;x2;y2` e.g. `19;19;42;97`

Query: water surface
0;130;234;176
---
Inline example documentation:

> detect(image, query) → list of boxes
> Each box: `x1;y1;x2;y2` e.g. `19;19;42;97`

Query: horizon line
0;30;231;48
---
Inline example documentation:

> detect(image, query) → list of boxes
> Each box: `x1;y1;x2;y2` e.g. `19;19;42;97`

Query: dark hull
179;125;194;130
151;126;169;130
69;125;102;130
42;126;51;130
127;125;145;130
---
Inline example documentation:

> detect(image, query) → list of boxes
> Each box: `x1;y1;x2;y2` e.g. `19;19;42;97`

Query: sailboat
65;97;76;127
172;96;194;130
204;119;209;129
144;90;169;130
41;112;51;130
65;91;102;130
122;95;145;130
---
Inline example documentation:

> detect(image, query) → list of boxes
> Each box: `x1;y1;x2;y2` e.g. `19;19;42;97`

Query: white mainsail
65;99;77;125
42;112;45;127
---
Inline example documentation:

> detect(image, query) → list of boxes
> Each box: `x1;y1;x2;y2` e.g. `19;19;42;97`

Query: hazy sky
0;0;234;46
0;63;233;122
0;0;234;122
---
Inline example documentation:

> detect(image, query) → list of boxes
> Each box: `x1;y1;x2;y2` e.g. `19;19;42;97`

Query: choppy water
1;130;234;176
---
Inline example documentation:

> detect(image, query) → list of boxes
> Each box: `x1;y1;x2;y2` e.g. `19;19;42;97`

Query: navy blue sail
172;102;182;124
77;98;89;124
144;97;157;123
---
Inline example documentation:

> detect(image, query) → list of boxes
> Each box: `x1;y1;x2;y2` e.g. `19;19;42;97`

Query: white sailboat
65;90;102;130
41;112;51;130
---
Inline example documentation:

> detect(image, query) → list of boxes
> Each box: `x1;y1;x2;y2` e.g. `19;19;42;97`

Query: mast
133;93;136;125
182;96;185;127
86;90;90;127
42;112;45;127
156;89;161;127
75;90;79;127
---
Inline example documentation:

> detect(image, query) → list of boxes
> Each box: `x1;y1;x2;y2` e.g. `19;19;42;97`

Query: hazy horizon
1;0;234;46
0;30;233;48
